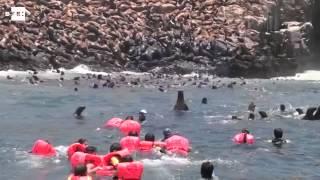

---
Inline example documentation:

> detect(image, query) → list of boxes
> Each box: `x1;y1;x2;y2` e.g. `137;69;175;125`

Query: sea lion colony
0;0;307;77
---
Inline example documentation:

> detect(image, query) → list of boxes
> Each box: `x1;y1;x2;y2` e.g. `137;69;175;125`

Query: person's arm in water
110;156;120;166
86;163;103;175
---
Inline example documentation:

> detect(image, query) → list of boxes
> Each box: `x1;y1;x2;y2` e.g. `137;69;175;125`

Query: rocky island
0;0;317;78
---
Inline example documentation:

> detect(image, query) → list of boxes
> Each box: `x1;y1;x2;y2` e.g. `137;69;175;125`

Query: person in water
120;131;140;153
280;104;286;112
201;161;219;180
233;128;255;144
272;128;287;146
103;143;130;168
67;138;88;159
119;116;141;136
138;133;166;153
68;164;92;180
138;109;147;122
113;155;144;180
161;128;191;156
161;128;172;141
31;139;56;157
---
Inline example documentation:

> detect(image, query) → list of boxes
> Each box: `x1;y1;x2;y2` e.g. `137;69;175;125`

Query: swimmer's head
128;132;139;137
125;116;134;120
280;104;286;112
110;143;122;152
242;128;250;134
145;133;155;141
73;164;87;176
274;128;283;139
163;128;172;138
201;161;214;179
121;155;133;163
85;146;97;154
77;138;88;145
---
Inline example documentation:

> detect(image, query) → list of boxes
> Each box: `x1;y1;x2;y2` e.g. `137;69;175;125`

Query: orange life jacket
31;139;56;157
119;120;141;136
164;135;190;156
117;161;144;180
70;152;86;168
103;149;131;166
120;136;140;153
67;174;92;180
138;141;166;152
67;143;86;160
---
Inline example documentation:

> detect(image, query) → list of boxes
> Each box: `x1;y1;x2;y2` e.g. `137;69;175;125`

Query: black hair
125;116;134;120
280;104;286;112
201;161;214;179
274;128;283;139
145;133;155;141
121;155;133;162
74;164;87;176
85;146;97;154
128;132;139;137
110;143;122;152
77;138;87;144
201;97;208;104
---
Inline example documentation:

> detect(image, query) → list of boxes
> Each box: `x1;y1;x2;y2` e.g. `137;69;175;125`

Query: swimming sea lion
74;106;86;119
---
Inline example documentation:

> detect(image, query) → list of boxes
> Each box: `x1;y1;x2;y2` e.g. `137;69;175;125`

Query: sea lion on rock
174;91;189;111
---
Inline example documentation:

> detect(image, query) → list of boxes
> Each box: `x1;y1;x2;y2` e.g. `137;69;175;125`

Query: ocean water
1;71;320;179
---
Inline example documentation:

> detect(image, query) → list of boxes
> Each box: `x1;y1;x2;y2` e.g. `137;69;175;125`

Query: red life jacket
67;143;86;160
138;141;166;153
85;154;103;167
67;174;92;180
104;117;124;128
164;135;190;156
120;136;140;153
70;152;86;168
31;139;56;157
103;149;131;166
233;133;255;144
119;120;141;136
117;161;144;180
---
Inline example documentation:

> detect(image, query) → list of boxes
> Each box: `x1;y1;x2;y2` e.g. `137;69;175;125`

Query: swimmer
201;161;219;180
114;155;144;180
102;143;130;168
139;133;166;154
161;128;172;141
68;164;92;180
272;128;287;146
138;109;147;122
202;98;208;104
280;104;286;112
233;128;255;145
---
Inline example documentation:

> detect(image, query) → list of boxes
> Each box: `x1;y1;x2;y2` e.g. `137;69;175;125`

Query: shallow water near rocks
1;79;320;180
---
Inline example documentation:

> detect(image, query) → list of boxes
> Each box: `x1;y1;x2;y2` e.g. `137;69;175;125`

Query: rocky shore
0;0;314;78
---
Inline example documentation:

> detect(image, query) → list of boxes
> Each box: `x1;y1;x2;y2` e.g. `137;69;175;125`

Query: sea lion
259;111;268;118
303;107;317;120
201;97;208;104
74;106;86;119
174;91;189;111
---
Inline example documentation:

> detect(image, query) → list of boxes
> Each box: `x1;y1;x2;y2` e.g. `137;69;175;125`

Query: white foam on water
273;70;320;81
141;155;191;167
